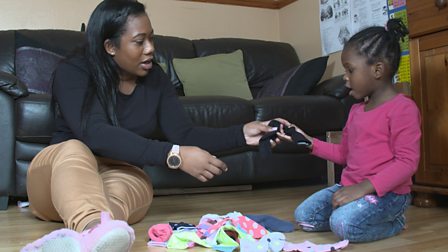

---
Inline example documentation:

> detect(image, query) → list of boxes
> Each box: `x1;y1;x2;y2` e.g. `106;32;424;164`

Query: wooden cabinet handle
435;0;447;9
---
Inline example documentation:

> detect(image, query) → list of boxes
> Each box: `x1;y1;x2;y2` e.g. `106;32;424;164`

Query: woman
21;1;284;251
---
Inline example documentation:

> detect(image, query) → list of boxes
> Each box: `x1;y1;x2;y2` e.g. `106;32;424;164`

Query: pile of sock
147;211;348;252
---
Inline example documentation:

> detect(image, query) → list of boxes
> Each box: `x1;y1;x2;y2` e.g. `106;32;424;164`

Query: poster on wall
319;0;411;84
388;0;410;84
319;0;388;56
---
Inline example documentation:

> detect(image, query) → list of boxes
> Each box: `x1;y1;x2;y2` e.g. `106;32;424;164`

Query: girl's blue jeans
295;184;411;243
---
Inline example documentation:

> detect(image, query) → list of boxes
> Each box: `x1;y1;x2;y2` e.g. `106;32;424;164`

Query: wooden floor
1;184;448;251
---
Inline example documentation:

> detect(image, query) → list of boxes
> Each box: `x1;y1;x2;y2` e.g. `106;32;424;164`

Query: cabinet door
411;29;448;186
407;0;448;38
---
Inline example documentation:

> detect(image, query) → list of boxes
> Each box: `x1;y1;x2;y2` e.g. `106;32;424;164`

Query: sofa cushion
15;46;64;94
192;38;300;88
173;50;253;100
180;96;254;128
256;56;329;98
15;94;54;144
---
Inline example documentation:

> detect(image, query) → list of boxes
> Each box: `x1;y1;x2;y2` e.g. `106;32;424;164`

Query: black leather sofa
0;30;355;210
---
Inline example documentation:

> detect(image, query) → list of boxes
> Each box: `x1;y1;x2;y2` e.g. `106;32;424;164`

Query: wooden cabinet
408;0;448;207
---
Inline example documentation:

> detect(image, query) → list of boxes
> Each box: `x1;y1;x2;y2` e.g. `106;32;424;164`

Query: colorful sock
260;232;285;252
148;223;173;242
283;240;349;252
167;230;210;249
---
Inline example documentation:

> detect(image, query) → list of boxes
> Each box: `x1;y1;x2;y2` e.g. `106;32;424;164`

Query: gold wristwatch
166;144;182;169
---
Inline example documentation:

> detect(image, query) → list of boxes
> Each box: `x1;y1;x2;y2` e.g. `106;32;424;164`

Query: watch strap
171;144;180;154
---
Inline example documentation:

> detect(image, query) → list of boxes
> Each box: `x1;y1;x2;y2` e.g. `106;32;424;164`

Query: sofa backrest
152;36;301;96
0;30;85;95
152;35;196;95
193;38;300;88
154;36;301;96
0;29;300;97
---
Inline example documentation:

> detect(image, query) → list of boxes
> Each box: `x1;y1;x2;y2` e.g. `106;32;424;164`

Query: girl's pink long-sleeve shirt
311;94;421;197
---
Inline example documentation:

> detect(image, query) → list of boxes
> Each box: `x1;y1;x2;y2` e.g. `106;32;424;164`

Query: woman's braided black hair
344;18;409;78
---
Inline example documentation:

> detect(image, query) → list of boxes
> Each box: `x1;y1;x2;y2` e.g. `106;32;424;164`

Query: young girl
280;18;421;243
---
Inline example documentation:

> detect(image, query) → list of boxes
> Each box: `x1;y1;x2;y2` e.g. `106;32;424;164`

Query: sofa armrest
0;91;15;209
0;71;28;99
310;75;348;98
310;75;362;119
251;95;346;136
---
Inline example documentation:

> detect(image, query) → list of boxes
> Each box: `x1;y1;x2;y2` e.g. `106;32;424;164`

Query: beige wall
0;0;100;31
145;0;279;40
0;0;278;41
280;0;344;79
0;0;342;78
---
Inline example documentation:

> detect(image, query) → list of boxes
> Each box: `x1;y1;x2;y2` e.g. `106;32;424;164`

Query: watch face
168;155;181;169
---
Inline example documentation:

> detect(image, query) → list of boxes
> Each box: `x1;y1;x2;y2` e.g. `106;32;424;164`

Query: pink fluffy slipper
21;212;135;252
21;229;82;252
81;212;135;252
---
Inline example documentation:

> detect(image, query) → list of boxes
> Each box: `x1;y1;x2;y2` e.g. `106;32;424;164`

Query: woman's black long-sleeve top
50;56;246;167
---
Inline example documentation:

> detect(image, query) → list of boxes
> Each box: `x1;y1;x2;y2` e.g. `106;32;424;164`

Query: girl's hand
277;124;313;144
332;180;375;208
243;118;290;146
178;146;228;182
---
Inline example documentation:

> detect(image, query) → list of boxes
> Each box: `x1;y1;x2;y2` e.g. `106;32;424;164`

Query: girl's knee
295;204;332;232
329;214;366;242
294;203;312;223
294;205;313;231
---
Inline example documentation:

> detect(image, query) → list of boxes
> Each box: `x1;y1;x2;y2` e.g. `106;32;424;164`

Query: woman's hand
243;118;290;146
332;180;376;208
178;146;228;182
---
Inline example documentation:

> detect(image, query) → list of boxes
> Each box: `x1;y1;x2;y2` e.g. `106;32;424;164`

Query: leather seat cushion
15;93;54;143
